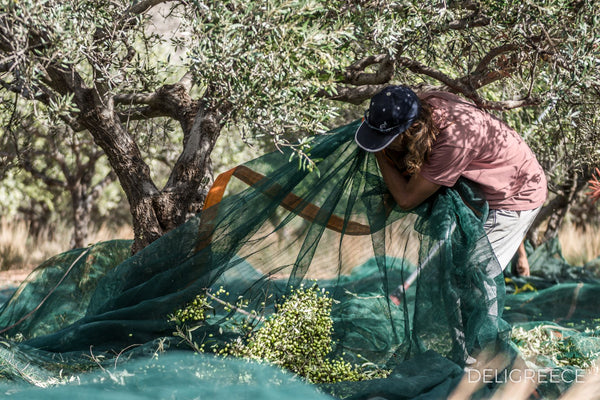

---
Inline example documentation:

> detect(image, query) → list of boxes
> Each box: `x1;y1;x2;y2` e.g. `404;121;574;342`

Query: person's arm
375;152;441;210
515;240;530;276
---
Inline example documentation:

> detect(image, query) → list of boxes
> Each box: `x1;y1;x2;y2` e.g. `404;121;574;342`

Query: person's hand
588;167;600;203
515;253;530;277
376;149;410;176
514;241;530;277
375;150;394;166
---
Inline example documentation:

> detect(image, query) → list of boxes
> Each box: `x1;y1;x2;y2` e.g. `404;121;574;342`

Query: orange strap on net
202;165;371;235
202;167;237;210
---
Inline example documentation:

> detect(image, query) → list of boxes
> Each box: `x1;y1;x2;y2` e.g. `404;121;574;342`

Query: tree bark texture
77;89;220;254
70;182;92;249
2;3;220;254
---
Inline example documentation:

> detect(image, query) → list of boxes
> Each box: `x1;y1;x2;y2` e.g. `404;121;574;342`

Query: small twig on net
205;291;265;322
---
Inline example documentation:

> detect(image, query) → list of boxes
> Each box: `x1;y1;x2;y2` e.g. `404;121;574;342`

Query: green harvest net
0;120;599;399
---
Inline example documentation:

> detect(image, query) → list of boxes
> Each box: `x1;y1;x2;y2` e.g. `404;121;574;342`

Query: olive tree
1;0;598;252
0;0;357;252
190;0;599;240
17;120;115;247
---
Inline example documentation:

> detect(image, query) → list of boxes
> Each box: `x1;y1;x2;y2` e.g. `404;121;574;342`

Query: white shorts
483;207;541;271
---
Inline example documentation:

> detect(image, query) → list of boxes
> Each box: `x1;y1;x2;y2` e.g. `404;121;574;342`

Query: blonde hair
385;101;438;174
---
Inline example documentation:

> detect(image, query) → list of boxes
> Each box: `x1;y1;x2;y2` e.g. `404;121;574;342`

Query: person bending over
355;85;547;274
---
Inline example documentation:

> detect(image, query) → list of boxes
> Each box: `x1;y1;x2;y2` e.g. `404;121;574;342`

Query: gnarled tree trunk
77;83;224;253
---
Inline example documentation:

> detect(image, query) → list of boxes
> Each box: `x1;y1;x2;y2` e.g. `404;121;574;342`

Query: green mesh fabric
500;239;600;398
0;121;592;399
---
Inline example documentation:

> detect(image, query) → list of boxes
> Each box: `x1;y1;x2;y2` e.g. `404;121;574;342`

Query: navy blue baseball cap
355;85;421;152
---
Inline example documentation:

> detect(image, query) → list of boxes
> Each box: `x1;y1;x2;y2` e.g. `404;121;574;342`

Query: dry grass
1;215;598;276
0;218;132;272
558;223;600;266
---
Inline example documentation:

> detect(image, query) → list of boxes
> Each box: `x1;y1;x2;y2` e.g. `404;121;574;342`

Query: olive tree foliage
0;0;598;253
0;0;189;252
0;0;363;253
23;122;116;248
169;0;600;240
525;96;600;241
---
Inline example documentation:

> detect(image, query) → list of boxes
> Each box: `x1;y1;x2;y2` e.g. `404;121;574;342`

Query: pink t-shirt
418;92;547;210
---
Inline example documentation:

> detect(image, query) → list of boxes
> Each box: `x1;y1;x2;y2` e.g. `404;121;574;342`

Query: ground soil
0;268;33;289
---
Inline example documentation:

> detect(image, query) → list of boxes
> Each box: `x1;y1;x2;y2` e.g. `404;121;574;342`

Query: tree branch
0;73;89;132
92;0;178;44
114;92;158;105
318;84;388;105
474;44;520;74
178;71;194;93
126;0;177;16
463;69;514;89
0;61;14;72
0;78;51;102
0;16;17;53
448;0;480;12
116;106;171;123
397;56;540;109
10;71;85;131
27;45;91;107
343;54;394;86
114;70;195;106
476;96;541;111
20;160;67;188
326;47;542;110
46;132;73;181
88;0;178;102
18;124;75;181
91;171;117;201
448;14;491;30
396;56;478;97
113;81;199;132
316;54;394;104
